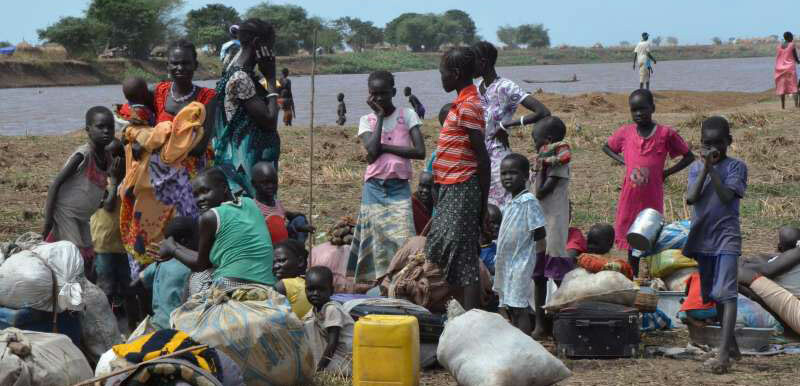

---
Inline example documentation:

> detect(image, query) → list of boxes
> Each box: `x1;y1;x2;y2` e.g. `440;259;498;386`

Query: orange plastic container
352;314;420;386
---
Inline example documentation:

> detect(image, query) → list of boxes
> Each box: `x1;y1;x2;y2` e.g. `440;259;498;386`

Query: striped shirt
433;84;485;185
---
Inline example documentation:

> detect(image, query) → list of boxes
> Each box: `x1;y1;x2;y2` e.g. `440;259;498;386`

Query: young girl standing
43;106;115;278
347;70;426;284
603;89;694;275
425;47;490;311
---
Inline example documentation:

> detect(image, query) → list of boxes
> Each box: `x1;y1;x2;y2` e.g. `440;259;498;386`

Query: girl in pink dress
774;31;800;109
602;89;695;276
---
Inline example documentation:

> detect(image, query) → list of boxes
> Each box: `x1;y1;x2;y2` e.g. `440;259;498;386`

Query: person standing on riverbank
404;86;425;119
213;18;281;197
633;32;657;90
473;41;551;209
774;32;799;109
121;39;216;267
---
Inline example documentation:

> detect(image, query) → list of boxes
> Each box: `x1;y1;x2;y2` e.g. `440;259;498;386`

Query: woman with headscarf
213;18;281;197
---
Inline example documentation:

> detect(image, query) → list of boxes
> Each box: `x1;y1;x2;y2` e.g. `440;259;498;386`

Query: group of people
39;17;800;376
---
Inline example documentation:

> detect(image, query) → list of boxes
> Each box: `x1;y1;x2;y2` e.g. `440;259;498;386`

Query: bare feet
704;357;731;374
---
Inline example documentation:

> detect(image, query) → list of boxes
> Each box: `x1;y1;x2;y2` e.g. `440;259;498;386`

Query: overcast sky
4;0;799;46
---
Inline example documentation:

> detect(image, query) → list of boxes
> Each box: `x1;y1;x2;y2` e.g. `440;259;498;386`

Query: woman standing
213;18;281;197
121;40;216;266
775;32;800;109
472;41;550;209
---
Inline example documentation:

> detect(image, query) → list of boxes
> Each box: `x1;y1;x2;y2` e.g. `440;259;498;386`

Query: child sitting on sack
576;224;634;279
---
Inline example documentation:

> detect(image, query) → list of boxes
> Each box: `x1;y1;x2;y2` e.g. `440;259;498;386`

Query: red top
153;81;216;123
432;84;485;185
679;272;715;311
565;227;587;254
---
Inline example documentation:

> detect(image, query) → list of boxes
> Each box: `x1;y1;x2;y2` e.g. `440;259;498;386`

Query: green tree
87;0;184;59
333;17;383;52
384;13;420;47
515;24;550;48
304;17;344;54
712;37;723;45
666;36;679;46
246;2;315;55
0;41;11;48
37;16;107;58
652;36;663;46
441;9;477;45
497;25;518;49
185;3;239;54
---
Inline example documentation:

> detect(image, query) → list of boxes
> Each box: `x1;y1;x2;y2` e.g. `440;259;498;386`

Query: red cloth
680;272;716;311
432;84;485;185
577;253;634;279
153;82;216;124
566;227;587;254
411;194;431;235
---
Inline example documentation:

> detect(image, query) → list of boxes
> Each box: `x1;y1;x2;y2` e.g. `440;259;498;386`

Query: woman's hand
254;37;276;85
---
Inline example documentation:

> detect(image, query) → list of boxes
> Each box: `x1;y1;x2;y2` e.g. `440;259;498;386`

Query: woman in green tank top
156;167;276;288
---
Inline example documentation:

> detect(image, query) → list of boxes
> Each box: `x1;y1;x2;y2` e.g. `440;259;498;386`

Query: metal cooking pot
626;208;664;251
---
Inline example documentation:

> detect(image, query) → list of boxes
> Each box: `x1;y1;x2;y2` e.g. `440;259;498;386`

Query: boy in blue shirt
685;116;748;374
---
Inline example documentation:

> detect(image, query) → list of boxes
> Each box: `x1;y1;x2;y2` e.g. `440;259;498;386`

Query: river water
0;56;776;135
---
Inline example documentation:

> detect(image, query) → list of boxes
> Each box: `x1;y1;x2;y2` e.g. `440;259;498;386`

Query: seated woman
738;226;800;333
157;167;276;289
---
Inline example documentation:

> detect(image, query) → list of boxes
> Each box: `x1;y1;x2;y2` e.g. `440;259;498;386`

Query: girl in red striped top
425;47;491;311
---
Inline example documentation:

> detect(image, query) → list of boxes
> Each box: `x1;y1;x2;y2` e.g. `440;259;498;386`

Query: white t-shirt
357;107;421;137
634;41;652;66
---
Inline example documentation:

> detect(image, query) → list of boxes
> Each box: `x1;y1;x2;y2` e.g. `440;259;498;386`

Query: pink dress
775;43;798;95
608;124;690;250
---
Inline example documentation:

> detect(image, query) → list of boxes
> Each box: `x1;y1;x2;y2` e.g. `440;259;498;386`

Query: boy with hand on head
43;106;116;279
404;86;425;119
251;161;315;244
530;116;572;337
349;70;425;284
685;116;747;374
304;266;354;375
492;153;547;335
273;239;312;319
603;89;694;276
336;93;347;126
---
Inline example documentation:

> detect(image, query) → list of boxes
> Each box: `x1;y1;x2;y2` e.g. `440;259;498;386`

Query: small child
90;139;128;303
251;161;315;244
119;77;155;126
304;266;354;375
678;271;717;327
136;216;195;330
411;171;434;235
273;239;312;319
349;70;425;283
480;204;502;275
493;153;547;334
603;89;694;276
530;116;571;338
336;93;347;126
404;86;425;119
576;223;634;279
43;106;115;279
685;116;747;374
279;89;293;126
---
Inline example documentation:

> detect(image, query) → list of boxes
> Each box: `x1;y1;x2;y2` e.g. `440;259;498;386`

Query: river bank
1;89;798;384
0;43;775;89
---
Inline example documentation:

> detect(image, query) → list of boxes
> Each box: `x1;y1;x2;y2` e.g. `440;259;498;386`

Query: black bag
553;301;641;358
348;304;445;343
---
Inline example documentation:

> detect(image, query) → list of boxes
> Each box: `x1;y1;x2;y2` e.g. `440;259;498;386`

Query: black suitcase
553;301;641;358
348;304;445;343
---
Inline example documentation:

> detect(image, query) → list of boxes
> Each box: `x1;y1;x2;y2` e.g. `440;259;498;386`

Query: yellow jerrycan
352;314;420;386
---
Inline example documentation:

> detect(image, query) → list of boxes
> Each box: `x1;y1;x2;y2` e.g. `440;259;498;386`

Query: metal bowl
626;208;664;251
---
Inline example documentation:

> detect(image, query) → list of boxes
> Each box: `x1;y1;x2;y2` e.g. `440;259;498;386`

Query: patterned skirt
347;178;415;283
425;175;482;286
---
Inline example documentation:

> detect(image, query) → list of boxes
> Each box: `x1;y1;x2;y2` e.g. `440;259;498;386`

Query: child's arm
664;151;695;180
602;143;626;165
102;157;123;212
157;211;214;271
686;162;707;205
42;153;84;237
536;175;563;200
359;115;383;164
380;125;426;160
317;326;341;371
647;52;657;65
705;165;737;204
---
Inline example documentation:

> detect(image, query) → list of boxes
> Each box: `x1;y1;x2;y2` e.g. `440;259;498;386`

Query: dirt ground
2;89;800;384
